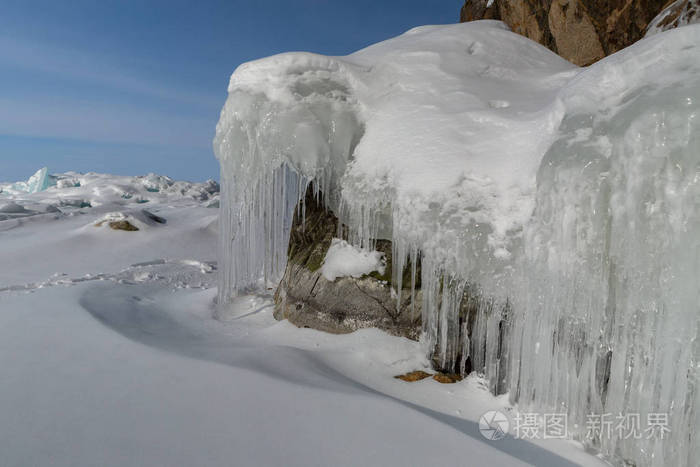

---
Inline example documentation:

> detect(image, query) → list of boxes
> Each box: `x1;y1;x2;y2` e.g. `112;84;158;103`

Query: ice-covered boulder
273;189;420;339
214;21;576;300
215;21;699;466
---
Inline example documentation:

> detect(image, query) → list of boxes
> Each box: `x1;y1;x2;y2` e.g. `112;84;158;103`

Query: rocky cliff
460;0;674;65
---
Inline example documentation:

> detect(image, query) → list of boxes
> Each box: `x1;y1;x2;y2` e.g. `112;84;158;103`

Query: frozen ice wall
215;21;700;466
213;53;364;302
214;21;574;301
499;33;700;466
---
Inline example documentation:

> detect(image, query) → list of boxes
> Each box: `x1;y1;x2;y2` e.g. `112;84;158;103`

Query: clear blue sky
0;0;460;182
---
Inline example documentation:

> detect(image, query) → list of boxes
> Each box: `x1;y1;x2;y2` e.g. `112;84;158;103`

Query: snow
320;238;385;281
0;171;219;286
0;169;605;466
215;20;700;467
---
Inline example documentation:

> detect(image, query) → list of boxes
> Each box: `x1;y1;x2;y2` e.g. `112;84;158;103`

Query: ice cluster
8;167;55;194
0;171;220;221
214;22;699;466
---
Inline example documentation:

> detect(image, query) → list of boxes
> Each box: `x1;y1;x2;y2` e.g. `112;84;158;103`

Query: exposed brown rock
461;0;501;21
108;220;139;231
460;0;672;65
497;0;557;51
548;0;605;65
432;373;464;384
273;186;421;341
394;370;433;382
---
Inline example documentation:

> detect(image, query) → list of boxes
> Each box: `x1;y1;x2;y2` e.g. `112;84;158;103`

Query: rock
548;0;605;65
646;0;699;36
275;263;421;339
273;189;501;377
273;187;488;376
460;0;501;21
460;0;672;65
273;187;421;340
108;220;139;231
394;371;433;382
497;0;557;53
432;373;464;384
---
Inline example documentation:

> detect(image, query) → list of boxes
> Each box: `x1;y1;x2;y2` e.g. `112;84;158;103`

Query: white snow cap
320;239;385;282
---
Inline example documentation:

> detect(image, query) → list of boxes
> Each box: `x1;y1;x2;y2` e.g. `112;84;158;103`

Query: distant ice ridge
0;171;220;220
7;167;55;193
214;22;700;466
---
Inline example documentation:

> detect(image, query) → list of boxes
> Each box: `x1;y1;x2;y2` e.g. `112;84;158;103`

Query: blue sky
0;0;459;182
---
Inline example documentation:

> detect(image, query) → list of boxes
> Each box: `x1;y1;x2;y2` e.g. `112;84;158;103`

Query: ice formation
214;21;699;466
9;167;55;193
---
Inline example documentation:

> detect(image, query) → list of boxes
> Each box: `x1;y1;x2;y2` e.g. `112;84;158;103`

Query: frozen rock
216;21;700;467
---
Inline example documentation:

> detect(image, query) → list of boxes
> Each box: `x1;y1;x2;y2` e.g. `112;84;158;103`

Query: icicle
214;40;700;467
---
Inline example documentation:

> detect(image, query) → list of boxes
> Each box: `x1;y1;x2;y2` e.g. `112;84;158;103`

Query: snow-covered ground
0;171;607;466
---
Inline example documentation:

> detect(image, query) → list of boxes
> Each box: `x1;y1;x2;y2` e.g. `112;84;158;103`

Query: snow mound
215;21;700;466
320;238;385;281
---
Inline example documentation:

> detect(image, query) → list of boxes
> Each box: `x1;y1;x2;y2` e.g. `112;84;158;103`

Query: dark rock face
273;188;421;340
460;0;670;65
274;264;421;339
460;0;501;21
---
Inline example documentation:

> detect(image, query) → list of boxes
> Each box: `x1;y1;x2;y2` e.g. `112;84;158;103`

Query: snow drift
214;21;699;466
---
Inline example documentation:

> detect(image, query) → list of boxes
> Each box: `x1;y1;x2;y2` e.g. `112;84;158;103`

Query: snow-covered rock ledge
214;21;700;467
